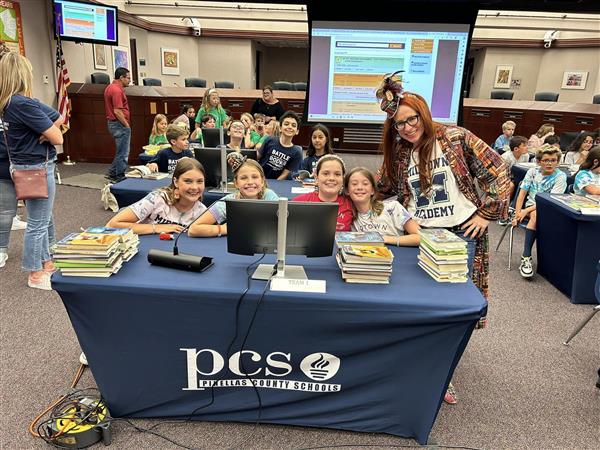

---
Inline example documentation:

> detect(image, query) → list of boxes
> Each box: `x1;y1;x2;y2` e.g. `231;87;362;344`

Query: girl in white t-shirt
106;157;207;234
345;167;420;246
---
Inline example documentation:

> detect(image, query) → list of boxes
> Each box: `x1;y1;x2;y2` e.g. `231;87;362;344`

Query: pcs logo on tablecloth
180;348;342;393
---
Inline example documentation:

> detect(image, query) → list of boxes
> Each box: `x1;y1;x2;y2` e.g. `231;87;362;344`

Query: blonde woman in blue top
573;146;600;195
189;155;278;237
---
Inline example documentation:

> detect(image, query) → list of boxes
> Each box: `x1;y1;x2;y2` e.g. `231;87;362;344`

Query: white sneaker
519;256;534;278
0;253;7;268
79;352;88;365
27;272;53;290
11;216;27;230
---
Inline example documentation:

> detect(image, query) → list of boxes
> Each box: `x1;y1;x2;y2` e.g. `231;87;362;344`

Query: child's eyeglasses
540;159;558;164
393;114;419;131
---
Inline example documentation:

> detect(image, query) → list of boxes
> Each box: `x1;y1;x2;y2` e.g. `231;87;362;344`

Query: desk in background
110;179;301;208
52;236;486;444
535;193;600;304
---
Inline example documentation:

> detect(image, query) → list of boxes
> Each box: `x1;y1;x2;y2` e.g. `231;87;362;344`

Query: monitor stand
209;145;235;194
250;197;308;281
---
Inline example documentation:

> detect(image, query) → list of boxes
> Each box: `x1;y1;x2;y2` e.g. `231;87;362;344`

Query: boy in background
257;111;302;180
513;146;566;278
493;120;516;153
148;125;193;174
498;135;530;225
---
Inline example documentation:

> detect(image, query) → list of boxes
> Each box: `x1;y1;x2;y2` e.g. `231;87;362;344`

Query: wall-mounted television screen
307;21;470;126
53;0;118;46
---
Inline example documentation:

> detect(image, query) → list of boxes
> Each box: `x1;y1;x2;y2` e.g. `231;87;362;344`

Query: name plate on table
291;186;315;194
270;278;326;293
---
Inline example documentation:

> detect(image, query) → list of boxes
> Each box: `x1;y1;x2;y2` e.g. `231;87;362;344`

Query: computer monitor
201;128;229;148
193;147;257;189
226;198;339;280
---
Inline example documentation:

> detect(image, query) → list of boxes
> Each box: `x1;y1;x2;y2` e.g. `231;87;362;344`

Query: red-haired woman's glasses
393;114;419;131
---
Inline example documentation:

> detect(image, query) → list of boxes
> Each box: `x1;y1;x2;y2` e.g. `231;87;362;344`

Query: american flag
56;38;71;133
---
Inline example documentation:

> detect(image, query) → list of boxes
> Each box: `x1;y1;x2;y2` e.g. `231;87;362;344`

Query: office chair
563;261;600;345
143;78;162;86
214;81;234;89
293;82;307;91
559;131;581;152
490;91;514;100
593;94;600;105
185;78;206;88
534;92;559;102
272;81;293;91
90;72;110;84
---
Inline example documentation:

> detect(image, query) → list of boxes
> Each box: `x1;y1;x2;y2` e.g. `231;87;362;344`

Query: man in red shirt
104;67;131;182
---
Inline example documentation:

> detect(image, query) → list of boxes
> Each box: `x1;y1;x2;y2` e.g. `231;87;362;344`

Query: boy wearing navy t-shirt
258;111;302;179
148;125;193;174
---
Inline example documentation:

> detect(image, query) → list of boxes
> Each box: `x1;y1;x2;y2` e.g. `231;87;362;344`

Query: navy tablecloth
536;193;600;304
110;179;301;208
52;235;486;444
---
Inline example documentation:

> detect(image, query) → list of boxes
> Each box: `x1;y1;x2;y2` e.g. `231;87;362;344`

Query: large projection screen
307;21;470;125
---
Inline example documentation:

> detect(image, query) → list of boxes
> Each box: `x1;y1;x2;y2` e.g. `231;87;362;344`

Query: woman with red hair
375;72;511;402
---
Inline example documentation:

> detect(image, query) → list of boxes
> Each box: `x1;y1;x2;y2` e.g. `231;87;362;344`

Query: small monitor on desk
226;198;338;280
201;128;229;148
193;147;257;189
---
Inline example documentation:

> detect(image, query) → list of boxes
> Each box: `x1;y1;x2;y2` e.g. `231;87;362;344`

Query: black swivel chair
534;92;559;102
559;131;581;152
592;94;600;104
90;72;110;84
143;78;162;87
214;81;234;89
272;81;293;91
293;82;307;91
185;78;206;88
490;91;514;100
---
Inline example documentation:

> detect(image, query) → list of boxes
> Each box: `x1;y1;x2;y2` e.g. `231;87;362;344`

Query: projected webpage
54;0;116;43
308;22;470;125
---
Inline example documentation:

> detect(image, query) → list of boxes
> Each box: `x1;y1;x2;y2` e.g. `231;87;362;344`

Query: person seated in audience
564;132;594;165
257;111;302;180
148;114;168;145
345;167;420;246
190;114;216;146
172;103;195;131
594;128;600;146
147;125;194;173
300;124;334;176
254;119;279;153
225;120;246;151
195;88;227;128
292;154;353;231
188;154;278;237
543;134;560;149
502;135;530;171
493;120;516;153
240;112;260;149
527;123;554;150
253;113;266;137
106;158;206;235
513;146;566;278
251;85;285;122
573;146;600;195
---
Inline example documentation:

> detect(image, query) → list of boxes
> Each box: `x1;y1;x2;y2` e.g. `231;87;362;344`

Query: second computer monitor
193;147;257;188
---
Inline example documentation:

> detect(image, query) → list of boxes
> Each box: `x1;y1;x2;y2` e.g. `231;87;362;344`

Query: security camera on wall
182;17;201;36
543;30;559;48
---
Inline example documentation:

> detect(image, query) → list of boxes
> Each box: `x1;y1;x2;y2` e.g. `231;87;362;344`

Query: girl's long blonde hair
201;88;224;115
234;159;268;199
150;114;167;138
0;52;33;112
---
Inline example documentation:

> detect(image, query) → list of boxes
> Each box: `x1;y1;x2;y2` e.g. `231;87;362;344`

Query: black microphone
147;203;216;272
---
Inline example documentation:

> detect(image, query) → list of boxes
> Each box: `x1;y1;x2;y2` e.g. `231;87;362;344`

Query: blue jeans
0;178;17;253
107;121;131;180
10;161;56;271
453;228;477;277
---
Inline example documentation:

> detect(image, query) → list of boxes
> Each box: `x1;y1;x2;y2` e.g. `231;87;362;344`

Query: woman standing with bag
0;52;63;290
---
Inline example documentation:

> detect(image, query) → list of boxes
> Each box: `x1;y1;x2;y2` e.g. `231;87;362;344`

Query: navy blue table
110;179;301;208
536;193;600;304
52;236;486;444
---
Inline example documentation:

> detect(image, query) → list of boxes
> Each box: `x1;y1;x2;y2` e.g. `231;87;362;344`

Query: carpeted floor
60;173;109;190
0;162;598;450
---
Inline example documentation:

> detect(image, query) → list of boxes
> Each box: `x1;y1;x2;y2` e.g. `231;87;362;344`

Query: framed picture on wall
493;65;513;89
112;46;130;71
561;71;588;90
93;44;107;70
161;48;180;75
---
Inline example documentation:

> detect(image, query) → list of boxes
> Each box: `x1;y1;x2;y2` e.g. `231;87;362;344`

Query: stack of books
418;228;468;283
551;193;600;215
53;227;139;277
335;232;394;284
125;165;170;180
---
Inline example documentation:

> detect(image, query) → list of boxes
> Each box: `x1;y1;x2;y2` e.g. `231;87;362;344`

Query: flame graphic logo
300;353;340;381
